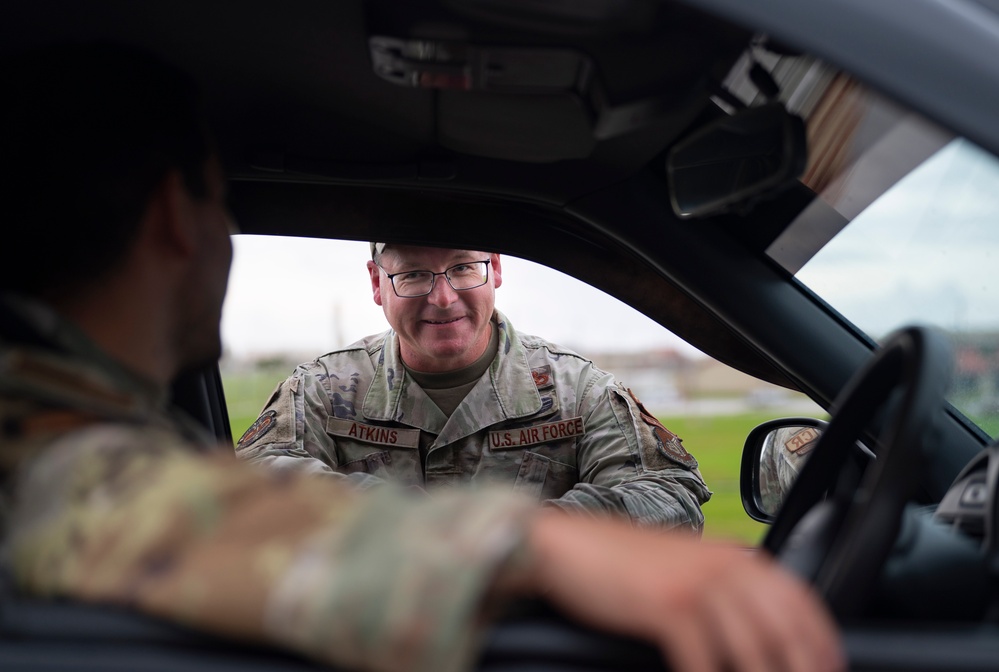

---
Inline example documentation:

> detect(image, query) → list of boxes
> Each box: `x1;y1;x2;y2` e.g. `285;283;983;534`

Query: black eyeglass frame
378;259;491;298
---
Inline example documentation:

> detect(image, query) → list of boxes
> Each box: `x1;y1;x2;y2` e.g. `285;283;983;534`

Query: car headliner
3;1;783;378
4;0;998;453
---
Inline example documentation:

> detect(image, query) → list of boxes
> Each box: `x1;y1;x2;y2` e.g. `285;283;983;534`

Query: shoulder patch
236;410;277;448
626;388;698;470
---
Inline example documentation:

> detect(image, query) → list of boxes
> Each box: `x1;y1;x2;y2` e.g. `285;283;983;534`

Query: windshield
764;75;999;438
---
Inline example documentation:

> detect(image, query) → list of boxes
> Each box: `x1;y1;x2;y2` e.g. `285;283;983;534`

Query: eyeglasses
378;259;491;298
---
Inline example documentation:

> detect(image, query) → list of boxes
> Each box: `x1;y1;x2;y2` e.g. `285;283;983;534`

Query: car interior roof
5;0;750;200
6;1;811;387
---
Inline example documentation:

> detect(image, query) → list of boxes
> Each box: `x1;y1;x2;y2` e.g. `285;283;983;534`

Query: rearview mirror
667;102;807;218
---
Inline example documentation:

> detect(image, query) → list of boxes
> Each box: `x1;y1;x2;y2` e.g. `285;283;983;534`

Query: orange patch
237;410;277;448
531;366;553;389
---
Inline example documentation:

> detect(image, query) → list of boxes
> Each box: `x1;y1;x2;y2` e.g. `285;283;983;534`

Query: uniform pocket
336;446;423;486
326;418;423;485
514;451;579;500
340;450;392;474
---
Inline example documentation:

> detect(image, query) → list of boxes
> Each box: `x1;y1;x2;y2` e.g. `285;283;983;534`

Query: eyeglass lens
393;261;488;296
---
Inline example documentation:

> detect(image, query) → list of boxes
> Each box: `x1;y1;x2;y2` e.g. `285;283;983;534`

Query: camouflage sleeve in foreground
549;383;711;532
5;425;537;672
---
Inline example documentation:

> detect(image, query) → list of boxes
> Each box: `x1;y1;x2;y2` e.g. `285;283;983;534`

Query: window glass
220;235;820;542
793;139;999;438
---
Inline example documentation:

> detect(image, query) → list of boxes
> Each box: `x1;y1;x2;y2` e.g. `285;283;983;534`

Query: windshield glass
795;138;999;437
763;72;999;438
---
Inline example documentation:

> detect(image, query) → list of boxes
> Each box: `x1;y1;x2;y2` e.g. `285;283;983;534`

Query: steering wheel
762;325;953;619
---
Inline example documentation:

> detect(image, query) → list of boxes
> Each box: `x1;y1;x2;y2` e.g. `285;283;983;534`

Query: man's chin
423;341;482;367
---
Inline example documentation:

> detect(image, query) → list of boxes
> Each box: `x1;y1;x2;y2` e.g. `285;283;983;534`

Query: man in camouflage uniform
237;243;709;530
0;43;843;672
759;425;822;515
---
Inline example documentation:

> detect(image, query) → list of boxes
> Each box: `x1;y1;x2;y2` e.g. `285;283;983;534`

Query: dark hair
0;42;212;298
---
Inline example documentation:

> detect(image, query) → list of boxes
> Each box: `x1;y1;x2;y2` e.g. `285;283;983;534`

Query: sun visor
369;35;742;162
370;38;597;161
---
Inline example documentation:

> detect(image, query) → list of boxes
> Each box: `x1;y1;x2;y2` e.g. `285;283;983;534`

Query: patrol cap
370;242;387;258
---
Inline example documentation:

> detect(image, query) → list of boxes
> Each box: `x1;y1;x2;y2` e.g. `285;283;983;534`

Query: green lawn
224;368;291;441
660;413;783;544
223;369;814;545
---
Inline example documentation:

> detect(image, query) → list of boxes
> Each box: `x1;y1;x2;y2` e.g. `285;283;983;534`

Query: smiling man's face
367;245;503;373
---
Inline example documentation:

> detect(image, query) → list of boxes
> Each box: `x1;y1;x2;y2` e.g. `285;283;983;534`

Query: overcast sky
220;237;705;360
796;139;999;339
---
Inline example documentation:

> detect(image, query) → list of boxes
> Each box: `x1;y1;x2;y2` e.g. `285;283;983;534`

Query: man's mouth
424;317;462;325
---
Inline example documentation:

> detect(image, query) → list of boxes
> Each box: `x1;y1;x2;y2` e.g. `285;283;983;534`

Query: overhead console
365;0;751;162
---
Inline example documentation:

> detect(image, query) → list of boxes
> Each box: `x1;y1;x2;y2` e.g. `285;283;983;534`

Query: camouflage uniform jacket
0;295;537;672
759;425;821;514
237;311;710;530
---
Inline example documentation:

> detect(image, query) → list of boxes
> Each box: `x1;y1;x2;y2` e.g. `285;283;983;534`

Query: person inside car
0;42;843;672
235;241;709;530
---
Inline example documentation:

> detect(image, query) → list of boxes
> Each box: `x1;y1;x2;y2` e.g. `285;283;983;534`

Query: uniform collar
362;310;543;437
0;293;171;418
484;310;544;418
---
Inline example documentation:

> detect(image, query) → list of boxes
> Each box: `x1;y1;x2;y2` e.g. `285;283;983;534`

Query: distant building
952;332;999;418
589;349;810;415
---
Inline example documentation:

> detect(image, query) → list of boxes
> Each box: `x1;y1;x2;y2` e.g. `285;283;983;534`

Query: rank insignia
531;365;553;389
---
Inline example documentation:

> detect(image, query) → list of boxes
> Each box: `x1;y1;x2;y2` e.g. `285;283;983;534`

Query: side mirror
667;102;807;218
740;418;826;523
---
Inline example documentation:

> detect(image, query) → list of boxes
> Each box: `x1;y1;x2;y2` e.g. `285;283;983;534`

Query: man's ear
141;169;198;260
366;259;384;306
490;253;503;289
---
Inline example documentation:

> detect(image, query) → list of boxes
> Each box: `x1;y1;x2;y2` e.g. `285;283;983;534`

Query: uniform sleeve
548;372;711;532
234;370;384;489
759;430;784;515
4;425;536;672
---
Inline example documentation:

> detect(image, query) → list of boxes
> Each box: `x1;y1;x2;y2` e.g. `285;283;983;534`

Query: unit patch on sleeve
626;388;698;470
236;410;277;448
325;418;420;448
489;416;585;450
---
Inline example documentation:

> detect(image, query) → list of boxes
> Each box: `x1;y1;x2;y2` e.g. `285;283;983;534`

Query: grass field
660;413;782;544
223;369;825;544
225;368;290;438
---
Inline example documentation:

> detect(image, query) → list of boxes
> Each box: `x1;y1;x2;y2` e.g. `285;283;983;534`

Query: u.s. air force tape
326;418;420;448
488;416;585;450
784;426;820;455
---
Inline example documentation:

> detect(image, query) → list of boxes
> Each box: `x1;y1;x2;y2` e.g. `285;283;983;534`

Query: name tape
326;418;420;448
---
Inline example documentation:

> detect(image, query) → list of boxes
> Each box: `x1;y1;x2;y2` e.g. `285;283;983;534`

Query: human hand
522;511;844;672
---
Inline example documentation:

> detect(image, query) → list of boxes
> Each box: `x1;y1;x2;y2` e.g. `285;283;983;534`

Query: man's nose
426;276;459;307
